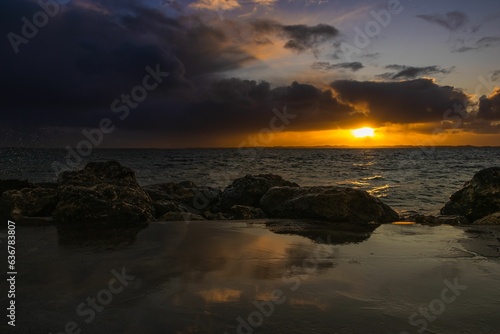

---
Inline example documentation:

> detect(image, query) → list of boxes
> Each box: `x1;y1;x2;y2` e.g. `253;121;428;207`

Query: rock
144;181;220;211
436;215;469;225
474;212;500;225
53;161;154;227
0;188;57;220
414;214;469;225
260;186;399;224
153;200;182;218
230;205;266;220
57;160;138;187
0;179;34;194
219;174;299;210
160;212;206;221
441;167;500;223
203;211;228;220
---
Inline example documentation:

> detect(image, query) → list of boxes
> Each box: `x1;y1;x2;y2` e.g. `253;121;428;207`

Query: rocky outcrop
260;186;399;224
413;214;469;225
144;181;220;205
474;212;500;225
53;161;154;227
441;167;500;224
0;187;57;220
144;181;221;219
153;200;182;218
230;205;266;220
1;162;403;226
219;174;299;210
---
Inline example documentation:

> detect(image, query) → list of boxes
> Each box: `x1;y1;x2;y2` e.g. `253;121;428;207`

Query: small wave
362;175;384;181
353;162;374;167
338;180;370;187
368;184;391;197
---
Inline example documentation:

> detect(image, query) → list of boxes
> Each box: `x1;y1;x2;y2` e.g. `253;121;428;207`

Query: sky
1;0;500;147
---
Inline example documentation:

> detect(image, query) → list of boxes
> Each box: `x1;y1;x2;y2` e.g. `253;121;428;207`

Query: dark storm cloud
377;65;454;80
312;61;363;72
453;36;500;53
282;24;339;53
330;79;470;124
460;120;500;134
0;0;255;127
250;19;339;54
123;79;361;137
477;89;500;120
416;11;469;31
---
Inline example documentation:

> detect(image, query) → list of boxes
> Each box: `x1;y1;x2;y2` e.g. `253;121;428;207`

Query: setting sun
352;127;375;138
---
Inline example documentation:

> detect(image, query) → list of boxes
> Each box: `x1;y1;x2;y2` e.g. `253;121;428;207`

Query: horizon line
2;145;500;149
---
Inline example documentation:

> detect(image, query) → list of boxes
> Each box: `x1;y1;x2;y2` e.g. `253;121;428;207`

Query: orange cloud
190;0;241;11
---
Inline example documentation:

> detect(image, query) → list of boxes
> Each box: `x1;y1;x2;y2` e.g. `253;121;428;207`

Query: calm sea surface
1;147;500;214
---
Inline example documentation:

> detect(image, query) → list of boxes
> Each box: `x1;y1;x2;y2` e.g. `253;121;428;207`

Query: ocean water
1;147;500;215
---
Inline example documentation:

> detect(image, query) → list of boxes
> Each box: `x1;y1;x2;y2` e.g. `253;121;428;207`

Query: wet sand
2;221;500;334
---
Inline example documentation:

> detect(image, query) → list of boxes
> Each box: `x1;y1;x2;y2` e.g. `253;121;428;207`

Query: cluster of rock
1;161;499;227
0;160;399;227
0;161;154;227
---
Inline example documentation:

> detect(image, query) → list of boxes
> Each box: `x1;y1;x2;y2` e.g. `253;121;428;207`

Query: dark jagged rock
260;186;399;224
0;179;34;194
144;181;221;218
441;167;500;223
57;160;139;187
219;174;299;210
144;181;220;203
53;161;154;227
153;200;182;218
203;210;228;220
474;212;500;225
0;188;57;221
414;214;469;225
230;205;266;220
